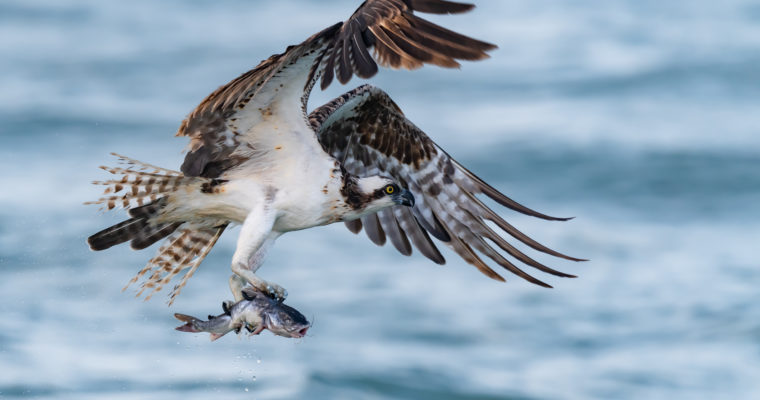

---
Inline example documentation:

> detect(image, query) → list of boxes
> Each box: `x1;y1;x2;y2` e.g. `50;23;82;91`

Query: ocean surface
1;1;759;399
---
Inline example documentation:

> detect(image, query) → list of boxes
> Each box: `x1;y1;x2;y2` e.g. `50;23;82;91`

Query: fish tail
173;313;201;332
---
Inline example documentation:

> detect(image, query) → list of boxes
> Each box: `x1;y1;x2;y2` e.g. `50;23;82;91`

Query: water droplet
244;387;249;392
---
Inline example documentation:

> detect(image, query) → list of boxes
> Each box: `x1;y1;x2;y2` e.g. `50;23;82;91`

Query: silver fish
174;288;310;341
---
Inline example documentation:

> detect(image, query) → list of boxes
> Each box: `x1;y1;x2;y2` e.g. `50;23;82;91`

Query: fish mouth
279;325;309;338
263;306;311;338
265;320;310;338
291;326;309;338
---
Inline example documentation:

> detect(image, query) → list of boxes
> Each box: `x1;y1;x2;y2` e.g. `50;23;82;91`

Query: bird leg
228;208;286;302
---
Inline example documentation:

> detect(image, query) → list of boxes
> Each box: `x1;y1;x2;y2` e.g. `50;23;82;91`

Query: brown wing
176;0;495;179
312;85;585;287
319;0;496;89
175;29;339;178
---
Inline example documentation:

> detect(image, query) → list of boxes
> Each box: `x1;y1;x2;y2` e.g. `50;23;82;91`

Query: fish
174;288;310;341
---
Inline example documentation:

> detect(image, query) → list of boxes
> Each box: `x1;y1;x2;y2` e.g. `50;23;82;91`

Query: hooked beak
394;189;415;207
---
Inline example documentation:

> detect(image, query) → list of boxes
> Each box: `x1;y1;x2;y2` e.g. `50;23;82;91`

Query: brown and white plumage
176;0;495;179
312;85;583;286
87;155;230;304
87;0;580;306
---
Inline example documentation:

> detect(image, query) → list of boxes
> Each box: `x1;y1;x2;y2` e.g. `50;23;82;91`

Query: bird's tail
86;153;196;251
128;224;226;305
86;153;227;305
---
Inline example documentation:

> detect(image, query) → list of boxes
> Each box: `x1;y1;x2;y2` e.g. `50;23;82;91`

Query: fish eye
385;185;395;195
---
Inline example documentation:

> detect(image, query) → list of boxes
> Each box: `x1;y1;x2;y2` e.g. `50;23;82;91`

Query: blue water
1;1;759;399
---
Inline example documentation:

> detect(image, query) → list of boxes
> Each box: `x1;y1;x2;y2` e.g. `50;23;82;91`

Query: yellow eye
385;185;395;195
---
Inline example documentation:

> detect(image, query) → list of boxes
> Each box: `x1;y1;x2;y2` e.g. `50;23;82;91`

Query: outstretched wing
312;85;584;287
177;0;495;179
318;0;496;90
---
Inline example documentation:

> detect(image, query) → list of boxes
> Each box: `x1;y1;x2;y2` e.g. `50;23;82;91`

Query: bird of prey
87;0;582;306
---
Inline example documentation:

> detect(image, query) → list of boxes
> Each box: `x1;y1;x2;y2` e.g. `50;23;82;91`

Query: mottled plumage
312;85;583;286
176;0;495;181
87;0;580;307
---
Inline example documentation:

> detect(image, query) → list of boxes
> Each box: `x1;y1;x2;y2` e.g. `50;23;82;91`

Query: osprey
87;0;582;306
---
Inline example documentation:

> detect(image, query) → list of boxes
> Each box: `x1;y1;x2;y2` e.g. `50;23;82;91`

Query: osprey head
342;175;415;218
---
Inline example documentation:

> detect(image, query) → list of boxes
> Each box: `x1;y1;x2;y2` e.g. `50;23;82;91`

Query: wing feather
454;185;585;262
437;176;581;275
378;209;413;256
344;219;364;234
177;0;493;179
350;21;379;78
362;213;388;246
313;85;583;287
319;0;496;89
408;0;475;14
419;188;551;285
394;207;445;264
446;233;505;283
383;24;461;68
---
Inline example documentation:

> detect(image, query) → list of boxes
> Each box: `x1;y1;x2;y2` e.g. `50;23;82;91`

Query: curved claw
265;284;287;303
238;280;288;302
241;289;256;301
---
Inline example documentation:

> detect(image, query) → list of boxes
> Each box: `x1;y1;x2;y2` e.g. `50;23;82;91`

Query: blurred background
1;0;759;399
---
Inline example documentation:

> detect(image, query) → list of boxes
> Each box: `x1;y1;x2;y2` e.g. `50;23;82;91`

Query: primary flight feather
87;0;581;306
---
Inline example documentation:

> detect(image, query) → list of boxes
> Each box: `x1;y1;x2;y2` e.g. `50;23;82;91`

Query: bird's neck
308;165;365;225
339;170;365;212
